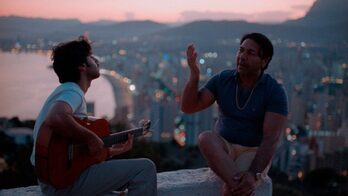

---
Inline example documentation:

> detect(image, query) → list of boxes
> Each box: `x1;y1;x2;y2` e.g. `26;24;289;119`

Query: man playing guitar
30;37;157;195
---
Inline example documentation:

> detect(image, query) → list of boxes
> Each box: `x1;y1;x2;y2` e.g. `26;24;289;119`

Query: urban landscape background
0;0;348;195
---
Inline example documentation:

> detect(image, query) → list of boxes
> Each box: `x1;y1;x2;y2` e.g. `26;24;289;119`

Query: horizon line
0;14;297;25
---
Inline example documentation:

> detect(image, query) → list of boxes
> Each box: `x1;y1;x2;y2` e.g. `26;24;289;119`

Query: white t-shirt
30;82;87;166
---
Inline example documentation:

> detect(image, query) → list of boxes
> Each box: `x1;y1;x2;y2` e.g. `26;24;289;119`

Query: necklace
235;79;256;110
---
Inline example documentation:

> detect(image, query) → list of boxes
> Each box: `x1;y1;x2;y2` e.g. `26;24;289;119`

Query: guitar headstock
139;119;151;135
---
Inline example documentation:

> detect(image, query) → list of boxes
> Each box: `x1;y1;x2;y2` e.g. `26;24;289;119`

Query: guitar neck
102;127;144;147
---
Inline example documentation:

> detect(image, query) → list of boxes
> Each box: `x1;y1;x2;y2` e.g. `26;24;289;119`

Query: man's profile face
236;39;265;77
85;55;100;79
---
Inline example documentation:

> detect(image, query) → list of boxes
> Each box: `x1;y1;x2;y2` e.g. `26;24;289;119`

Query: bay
0;51;115;120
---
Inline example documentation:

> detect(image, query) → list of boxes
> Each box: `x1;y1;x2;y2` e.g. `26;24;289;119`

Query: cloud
179;10;248;22
125;12;135;21
179;10;295;23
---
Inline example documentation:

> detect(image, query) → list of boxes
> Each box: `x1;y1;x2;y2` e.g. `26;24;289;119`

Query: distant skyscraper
340;64;348;133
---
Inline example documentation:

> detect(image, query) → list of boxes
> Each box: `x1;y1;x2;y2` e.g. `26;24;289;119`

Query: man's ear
78;64;87;72
262;57;270;69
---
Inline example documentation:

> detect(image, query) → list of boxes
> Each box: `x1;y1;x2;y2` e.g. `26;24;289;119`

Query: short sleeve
55;90;83;112
266;84;288;116
203;73;220;97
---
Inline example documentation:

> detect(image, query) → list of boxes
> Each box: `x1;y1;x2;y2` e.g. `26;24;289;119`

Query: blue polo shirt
204;69;288;147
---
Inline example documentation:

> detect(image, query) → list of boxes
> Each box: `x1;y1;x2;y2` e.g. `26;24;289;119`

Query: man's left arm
232;112;287;195
249;112;287;175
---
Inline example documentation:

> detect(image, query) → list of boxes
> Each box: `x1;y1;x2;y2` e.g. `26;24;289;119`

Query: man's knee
139;158;156;173
198;131;227;154
198;131;217;150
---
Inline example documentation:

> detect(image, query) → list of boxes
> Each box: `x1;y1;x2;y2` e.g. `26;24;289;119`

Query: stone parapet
0;168;272;196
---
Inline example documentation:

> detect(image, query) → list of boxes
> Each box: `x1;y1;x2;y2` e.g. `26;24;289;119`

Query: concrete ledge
157;167;272;196
0;168;272;196
0;185;42;196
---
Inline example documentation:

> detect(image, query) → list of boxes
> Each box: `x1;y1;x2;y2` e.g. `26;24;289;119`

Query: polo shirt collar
233;69;267;84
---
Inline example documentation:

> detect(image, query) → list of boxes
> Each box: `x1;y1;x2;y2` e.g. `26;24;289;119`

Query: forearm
248;112;287;174
46;110;97;143
248;136;279;174
181;77;200;113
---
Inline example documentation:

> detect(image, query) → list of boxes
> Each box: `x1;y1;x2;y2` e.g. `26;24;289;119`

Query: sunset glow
0;0;316;23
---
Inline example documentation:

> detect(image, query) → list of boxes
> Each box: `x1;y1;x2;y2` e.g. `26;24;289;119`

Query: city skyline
0;0;316;23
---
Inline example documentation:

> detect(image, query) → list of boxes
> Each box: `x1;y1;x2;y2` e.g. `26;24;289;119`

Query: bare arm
181;44;215;113
248;112;287;174
44;101;104;155
232;112;287;195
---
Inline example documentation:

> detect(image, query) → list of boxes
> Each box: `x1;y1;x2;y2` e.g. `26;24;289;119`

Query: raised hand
186;44;200;81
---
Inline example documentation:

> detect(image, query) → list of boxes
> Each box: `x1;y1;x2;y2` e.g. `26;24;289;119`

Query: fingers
233;172;243;181
117;134;133;150
233;188;254;196
186;44;198;65
232;175;257;196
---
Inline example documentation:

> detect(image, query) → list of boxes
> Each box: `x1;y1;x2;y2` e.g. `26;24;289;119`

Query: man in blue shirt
181;32;288;196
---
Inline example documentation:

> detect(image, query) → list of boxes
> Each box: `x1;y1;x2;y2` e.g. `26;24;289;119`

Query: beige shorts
221;137;270;182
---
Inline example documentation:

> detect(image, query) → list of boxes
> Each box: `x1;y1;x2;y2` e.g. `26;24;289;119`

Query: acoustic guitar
35;117;150;189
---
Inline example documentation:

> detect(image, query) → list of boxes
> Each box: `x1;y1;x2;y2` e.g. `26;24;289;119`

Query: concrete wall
0;168;272;196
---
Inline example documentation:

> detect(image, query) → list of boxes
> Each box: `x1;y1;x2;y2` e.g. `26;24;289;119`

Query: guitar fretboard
102;127;144;147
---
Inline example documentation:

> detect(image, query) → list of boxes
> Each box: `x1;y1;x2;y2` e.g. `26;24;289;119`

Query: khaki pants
221;137;270;185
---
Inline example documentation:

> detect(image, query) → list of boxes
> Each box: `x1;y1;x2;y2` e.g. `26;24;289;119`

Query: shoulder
219;69;236;78
262;74;288;115
261;74;285;92
52;82;85;105
58;82;84;96
213;69;236;83
204;69;235;96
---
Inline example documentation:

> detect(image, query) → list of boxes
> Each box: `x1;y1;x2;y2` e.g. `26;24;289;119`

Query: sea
0;51;116;120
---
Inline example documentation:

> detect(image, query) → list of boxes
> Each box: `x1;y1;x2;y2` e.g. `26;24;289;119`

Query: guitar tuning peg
138;119;146;126
138;119;151;128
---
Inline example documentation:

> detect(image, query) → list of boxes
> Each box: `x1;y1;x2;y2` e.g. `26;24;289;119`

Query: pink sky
0;0;316;23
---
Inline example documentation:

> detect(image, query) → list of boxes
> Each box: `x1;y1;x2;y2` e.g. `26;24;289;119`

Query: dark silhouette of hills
151;0;347;44
0;16;81;40
90;20;168;40
0;0;347;44
0;16;168;41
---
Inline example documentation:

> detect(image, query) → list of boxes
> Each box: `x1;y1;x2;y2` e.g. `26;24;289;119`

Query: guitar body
35;118;110;189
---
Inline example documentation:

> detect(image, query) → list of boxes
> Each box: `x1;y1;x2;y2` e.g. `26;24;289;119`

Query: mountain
0;16;168;41
148;0;348;44
286;0;348;27
85;20;118;26
0;0;347;44
90;20;168;40
0;16;81;40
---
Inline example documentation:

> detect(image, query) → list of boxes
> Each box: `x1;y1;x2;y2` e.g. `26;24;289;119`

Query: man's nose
239;51;247;60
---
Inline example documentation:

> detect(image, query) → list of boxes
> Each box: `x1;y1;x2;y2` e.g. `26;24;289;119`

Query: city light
118;49;127;56
203;52;218;58
199;58;205;65
291;149;297;156
129;84;136;91
297;170;304;180
342;170;348;177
